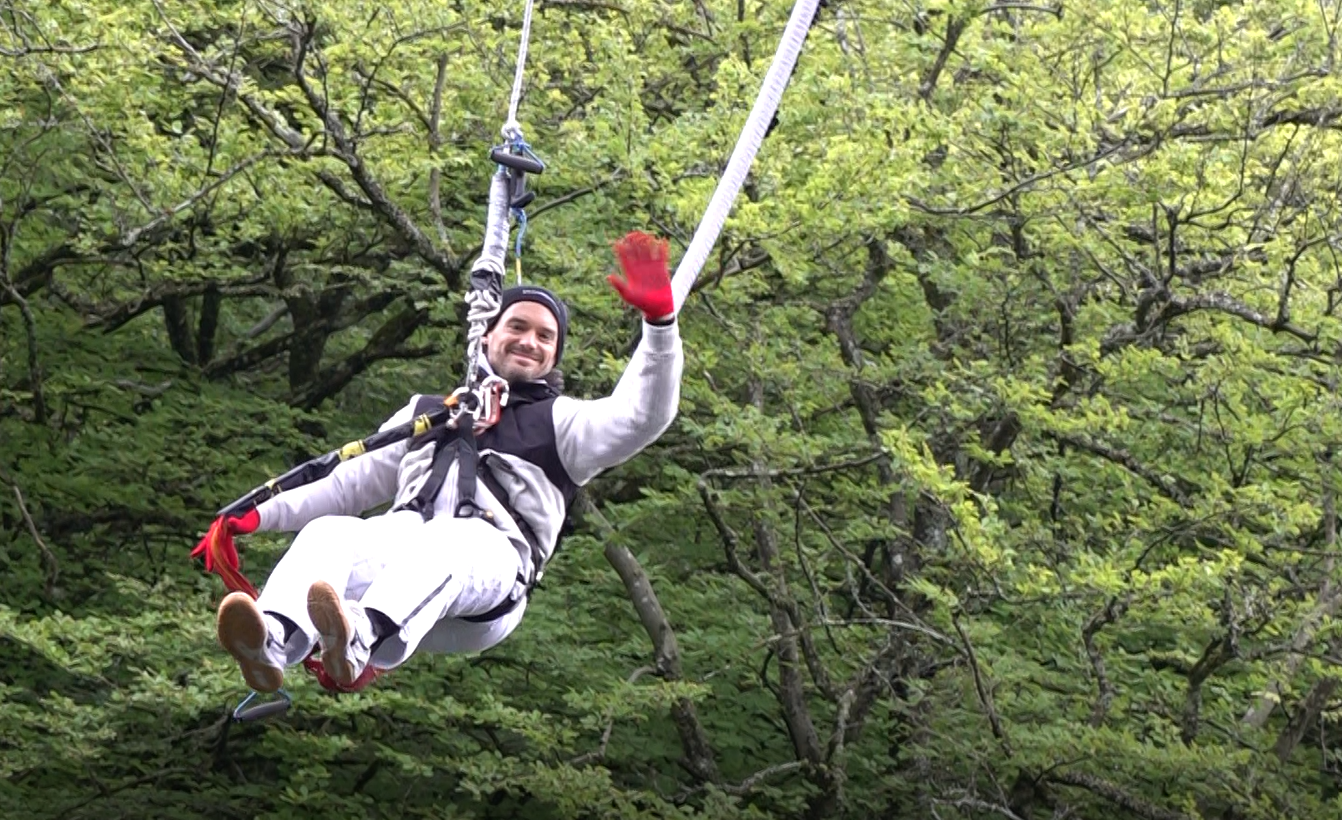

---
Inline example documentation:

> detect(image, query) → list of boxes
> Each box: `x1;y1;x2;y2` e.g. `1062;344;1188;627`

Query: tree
3;1;1342;819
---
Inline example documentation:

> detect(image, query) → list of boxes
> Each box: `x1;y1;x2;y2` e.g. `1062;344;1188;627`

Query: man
197;230;681;693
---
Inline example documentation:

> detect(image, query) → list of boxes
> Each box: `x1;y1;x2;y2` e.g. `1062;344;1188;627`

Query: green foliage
4;0;1342;818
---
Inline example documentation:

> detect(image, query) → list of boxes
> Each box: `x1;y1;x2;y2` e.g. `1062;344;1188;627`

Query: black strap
400;417;485;522
453;426;482;519
459;462;545;625
477;463;546;578
402;437;458;520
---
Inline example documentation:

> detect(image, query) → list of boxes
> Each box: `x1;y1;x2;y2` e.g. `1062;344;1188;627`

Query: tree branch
1246;449;1340;728
580;492;721;782
153;2;461;286
292;300;431;409
676;760;806;801
1167;291;1317;344
84;277;272;333
0;242;47;423
118;149;288;247
953;613;1011;756
1272;667;1339;762
288;19;462;289
1082;596;1130;727
918;16;966;102
698;480;772;598
1045;770;1195;820
569;665;657;767
1054;433;1193;507
701;451;886;481
0;467;58;599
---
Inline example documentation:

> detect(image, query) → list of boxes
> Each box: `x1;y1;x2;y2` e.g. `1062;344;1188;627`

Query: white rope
473;169;512;279
502;0;536;141
463;287;501;382
464;169;512;386
464;0;537;389
669;0;820;313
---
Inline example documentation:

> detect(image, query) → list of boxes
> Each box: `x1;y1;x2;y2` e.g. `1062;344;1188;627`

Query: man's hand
190;508;260;572
608;230;675;322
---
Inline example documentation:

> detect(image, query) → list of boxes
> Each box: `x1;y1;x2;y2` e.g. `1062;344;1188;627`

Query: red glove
608;231;675;322
190;509;261;598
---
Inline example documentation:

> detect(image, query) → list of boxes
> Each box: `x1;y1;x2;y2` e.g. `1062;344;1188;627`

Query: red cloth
191;507;380;693
190;510;261;598
608;231;674;321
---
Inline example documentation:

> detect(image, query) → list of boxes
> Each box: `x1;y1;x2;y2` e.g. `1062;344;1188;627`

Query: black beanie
487;285;569;365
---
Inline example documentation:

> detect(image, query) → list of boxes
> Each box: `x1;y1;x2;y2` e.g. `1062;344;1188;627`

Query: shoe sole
216;592;284;693
307;581;356;687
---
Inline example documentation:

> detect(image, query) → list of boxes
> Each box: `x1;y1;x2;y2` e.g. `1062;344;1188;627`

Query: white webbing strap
502;0;536;141
465;169;512;386
669;0;820;313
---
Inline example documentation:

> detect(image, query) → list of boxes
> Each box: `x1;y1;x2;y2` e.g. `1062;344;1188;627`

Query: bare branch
953;613;1012;756
1045;770;1195;820
1082;596;1130;727
1054;433;1193;507
697;480;771;598
0;469;58;599
581;493;720;782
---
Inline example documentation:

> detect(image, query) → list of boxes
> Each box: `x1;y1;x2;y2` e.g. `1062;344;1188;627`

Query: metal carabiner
232;688;293;721
476;376;510;428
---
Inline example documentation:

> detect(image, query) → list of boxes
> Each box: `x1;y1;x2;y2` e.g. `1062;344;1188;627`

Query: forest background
2;1;1341;818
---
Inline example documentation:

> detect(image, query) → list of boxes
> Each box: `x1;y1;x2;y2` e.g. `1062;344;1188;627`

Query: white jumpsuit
251;320;683;671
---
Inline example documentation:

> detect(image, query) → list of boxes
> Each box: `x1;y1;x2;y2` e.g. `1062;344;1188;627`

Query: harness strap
392;435;547;625
459;461;545;624
453;427;482;519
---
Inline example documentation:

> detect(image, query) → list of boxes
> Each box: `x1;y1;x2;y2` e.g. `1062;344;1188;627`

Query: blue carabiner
232;688;293;721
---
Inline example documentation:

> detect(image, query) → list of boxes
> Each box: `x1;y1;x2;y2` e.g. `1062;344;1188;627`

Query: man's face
484;301;559;383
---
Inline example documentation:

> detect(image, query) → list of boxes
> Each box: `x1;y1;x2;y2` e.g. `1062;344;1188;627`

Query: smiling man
486;287;565;384
200;231;682;693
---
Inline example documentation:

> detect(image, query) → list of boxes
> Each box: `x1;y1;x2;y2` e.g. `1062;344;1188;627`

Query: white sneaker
306;580;373;687
216;592;286;693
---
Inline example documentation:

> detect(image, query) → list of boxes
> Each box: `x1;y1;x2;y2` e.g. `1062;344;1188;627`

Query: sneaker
216;592;285;693
306;580;373;687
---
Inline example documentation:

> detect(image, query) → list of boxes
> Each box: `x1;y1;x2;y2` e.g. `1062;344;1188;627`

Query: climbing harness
199;0;821;721
204;2;544;718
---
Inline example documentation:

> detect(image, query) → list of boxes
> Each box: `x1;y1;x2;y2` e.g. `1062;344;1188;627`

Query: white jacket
254;320;683;578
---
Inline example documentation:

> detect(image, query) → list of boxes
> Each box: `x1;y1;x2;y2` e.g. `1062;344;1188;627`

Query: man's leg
306;515;524;685
215;592;287;692
216;514;393;690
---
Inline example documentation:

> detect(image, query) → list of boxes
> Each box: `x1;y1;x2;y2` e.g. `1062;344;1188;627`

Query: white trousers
255;509;527;671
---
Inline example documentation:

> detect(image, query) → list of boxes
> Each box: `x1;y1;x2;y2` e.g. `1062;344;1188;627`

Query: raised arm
254;398;418;532
553;231;683;486
554;320;683;485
